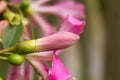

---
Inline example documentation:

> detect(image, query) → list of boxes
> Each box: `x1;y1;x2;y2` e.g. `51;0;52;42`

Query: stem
0;56;7;60
0;47;15;54
28;23;35;39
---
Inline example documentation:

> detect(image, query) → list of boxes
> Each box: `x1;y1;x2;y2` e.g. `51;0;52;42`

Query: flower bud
19;0;30;9
15;40;36;54
7;53;24;66
35;32;79;52
15;32;79;54
3;9;21;25
19;0;31;15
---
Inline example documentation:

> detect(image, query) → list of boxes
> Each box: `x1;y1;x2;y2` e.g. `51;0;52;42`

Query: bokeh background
0;0;120;80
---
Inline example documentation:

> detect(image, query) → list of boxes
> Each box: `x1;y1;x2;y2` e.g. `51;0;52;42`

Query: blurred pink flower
0;1;7;13
31;0;85;36
31;0;85;19
10;0;21;4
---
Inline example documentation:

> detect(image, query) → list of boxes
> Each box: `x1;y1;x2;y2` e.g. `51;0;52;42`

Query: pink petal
27;50;62;61
11;0;21;4
0;20;9;30
24;62;33;80
47;55;71;80
27;57;48;79
59;15;86;35
0;1;7;13
7;64;24;80
33;1;85;19
27;52;53;61
36;32;79;52
32;13;56;36
37;50;63;58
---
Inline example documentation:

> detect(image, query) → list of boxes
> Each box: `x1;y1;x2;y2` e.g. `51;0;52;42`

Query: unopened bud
19;0;30;9
15;32;79;54
19;0;31;15
3;9;21;25
7;53;24;66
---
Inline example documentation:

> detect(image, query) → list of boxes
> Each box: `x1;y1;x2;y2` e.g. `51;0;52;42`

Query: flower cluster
0;0;86;80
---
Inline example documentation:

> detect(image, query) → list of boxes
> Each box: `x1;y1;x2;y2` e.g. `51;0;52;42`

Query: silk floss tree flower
0;0;86;80
26;15;86;80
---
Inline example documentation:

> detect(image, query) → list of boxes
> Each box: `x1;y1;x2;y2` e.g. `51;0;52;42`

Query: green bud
19;0;30;9
19;0;31;15
15;40;36;54
3;9;21;25
7;53;24;66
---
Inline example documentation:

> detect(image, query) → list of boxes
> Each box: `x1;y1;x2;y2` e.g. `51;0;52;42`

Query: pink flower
59;15;85;35
47;54;71;80
32;15;85;56
28;53;71;80
0;20;9;30
27;15;85;80
31;1;85;19
31;0;86;36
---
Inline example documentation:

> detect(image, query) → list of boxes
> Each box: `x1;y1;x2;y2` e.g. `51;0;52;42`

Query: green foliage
2;24;23;48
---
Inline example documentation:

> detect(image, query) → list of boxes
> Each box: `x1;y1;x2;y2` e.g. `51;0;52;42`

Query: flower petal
32;13;56;36
59;15;86;35
24;62;33;80
7;65;24;80
11;0;21;4
36;32;79;52
27;57;48;79
0;20;9;30
33;1;85;19
47;55;71;80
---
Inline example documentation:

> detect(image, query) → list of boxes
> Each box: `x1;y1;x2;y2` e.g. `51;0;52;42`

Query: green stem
0;47;15;54
0;56;7;60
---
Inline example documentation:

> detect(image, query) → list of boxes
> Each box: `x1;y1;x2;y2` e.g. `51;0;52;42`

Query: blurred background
0;0;120;80
62;0;120;80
